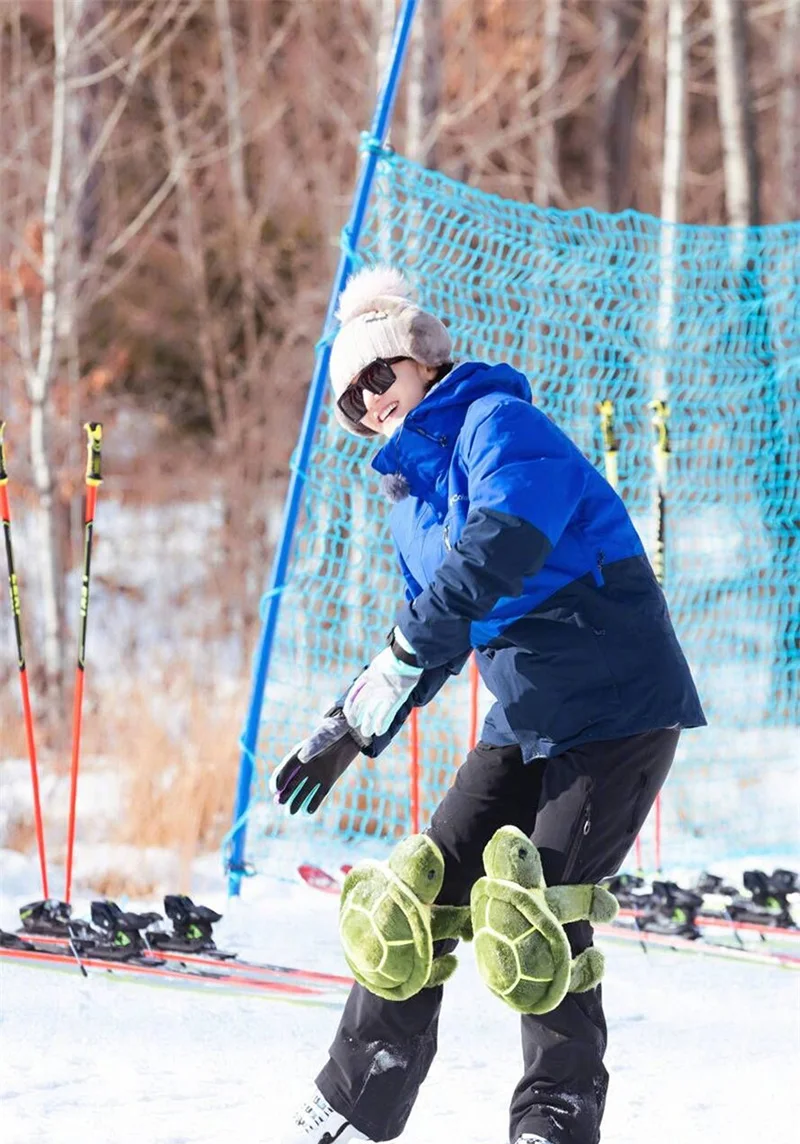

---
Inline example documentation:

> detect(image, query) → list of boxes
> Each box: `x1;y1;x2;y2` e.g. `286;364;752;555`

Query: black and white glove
342;627;423;741
271;709;365;815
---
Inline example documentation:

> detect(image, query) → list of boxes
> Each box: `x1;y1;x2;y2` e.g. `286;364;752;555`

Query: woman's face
359;358;437;437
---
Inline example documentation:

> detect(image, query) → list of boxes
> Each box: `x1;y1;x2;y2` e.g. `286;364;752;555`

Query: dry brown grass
3;811;38;853
87;870;160;900
1;670;244;897
0;682;28;759
91;680;242;892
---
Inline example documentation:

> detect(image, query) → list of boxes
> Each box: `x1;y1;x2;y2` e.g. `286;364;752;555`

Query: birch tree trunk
375;0;397;104
652;0;686;405
646;0;667;209
22;0;69;704
778;0;799;221
649;0;685;583
660;0;686;231
215;0;257;375
534;0;562;207
711;0;759;232
406;0;442;169
595;1;643;212
594;1;618;212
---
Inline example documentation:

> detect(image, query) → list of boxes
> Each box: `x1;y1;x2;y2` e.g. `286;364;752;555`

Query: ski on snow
4;929;353;991
297;864;800;970
595;920;800;969
0;938;350;1005
3;894;353;1003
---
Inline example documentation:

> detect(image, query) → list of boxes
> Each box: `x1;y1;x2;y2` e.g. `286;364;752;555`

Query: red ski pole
0;421;49;898
64;422;103;904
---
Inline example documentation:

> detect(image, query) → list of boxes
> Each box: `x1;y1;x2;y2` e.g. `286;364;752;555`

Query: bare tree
214;0;257;375
0;0;204;711
594;0;643;212
711;0;760;230
15;0;69;702
778;0;799;221
534;0;562;207
660;0;686;230
375;0;398;108
407;0;442;169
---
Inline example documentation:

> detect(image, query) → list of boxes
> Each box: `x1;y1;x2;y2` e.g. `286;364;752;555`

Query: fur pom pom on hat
329;265;452;438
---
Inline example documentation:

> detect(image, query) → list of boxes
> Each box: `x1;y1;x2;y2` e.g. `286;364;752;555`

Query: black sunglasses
337;357;407;424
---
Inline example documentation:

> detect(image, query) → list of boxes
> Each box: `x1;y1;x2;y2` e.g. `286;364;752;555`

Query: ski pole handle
0;420;8;485
84;422;103;486
597;399;619;490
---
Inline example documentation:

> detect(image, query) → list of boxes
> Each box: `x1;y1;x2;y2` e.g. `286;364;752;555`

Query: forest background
0;0;797;895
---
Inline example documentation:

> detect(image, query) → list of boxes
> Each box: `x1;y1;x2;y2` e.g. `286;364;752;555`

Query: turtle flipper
569;947;605;993
426;952;458;988
430;903;473;943
544;883;619;926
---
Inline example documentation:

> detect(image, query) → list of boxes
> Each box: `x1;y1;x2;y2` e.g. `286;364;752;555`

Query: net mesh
240;151;799;870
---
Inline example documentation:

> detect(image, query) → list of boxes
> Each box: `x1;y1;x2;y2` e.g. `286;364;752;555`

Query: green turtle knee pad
338;834;472;1002
470;825;617;1015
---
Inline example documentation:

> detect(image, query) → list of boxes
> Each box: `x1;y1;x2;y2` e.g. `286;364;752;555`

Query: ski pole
409;708;420;835
650;399;671;874
468;656;479;751
0;422;49;898
597;400;643;872
64;422;103;904
597;399;619;491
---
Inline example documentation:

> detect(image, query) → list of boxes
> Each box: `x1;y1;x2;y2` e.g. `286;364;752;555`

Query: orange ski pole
0;421;49;897
64;422;103;904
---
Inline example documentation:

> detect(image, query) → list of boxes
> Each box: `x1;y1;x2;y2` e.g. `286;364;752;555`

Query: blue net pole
225;0;420;895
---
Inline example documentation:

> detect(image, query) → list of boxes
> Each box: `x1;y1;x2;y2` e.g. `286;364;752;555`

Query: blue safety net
235;150;799;871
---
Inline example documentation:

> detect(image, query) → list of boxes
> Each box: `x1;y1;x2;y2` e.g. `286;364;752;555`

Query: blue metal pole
226;0;420;895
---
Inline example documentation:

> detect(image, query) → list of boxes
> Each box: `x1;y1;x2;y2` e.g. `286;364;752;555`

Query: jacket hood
371;361;532;500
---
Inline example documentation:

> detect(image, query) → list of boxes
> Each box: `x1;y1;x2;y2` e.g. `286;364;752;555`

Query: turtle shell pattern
471;876;573;1014
339;862;432;1001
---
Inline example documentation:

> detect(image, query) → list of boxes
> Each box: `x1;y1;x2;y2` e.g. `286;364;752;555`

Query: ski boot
147;895;222;953
18;898;94;941
637;880;702;938
694;872;740;919
90;900;163;961
727;869;798;929
282;1085;371;1143
694;871;738;898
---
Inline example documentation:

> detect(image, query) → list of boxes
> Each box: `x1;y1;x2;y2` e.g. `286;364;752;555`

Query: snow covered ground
1;846;798;1144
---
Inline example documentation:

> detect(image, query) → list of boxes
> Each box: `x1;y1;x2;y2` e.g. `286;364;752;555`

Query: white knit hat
329;266;452;437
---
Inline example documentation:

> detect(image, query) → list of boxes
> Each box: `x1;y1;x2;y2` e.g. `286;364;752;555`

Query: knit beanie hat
329;266;452;437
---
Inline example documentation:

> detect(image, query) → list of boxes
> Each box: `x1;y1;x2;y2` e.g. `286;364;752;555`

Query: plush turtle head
482;825;544;889
388;834;444;905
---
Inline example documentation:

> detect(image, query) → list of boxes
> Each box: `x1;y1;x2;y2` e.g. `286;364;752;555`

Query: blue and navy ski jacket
363;361;705;762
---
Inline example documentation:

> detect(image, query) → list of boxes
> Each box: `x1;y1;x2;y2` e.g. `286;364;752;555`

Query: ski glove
343;628;424;741
272;709;366;815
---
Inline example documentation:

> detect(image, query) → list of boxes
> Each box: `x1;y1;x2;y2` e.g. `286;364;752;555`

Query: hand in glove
343;628;424;741
272;709;365;815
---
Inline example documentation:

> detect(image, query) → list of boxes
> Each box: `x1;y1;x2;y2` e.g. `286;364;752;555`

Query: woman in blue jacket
275;267;705;1144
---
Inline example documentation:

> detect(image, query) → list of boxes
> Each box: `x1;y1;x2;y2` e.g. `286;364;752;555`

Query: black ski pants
317;726;680;1144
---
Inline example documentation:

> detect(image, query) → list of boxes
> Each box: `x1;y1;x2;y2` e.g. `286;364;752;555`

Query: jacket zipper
408;424;449;447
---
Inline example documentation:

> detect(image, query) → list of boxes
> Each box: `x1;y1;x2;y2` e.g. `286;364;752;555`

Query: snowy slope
1;849;798;1144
